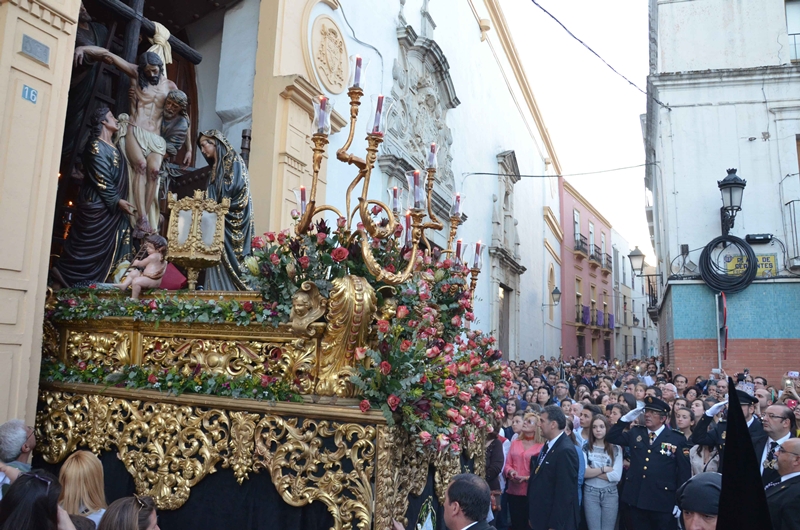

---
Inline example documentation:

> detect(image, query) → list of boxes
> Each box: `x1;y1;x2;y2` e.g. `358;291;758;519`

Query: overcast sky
504;0;655;261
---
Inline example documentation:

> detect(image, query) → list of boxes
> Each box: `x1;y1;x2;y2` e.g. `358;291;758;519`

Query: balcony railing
792;33;800;61
590;245;602;265
596;309;605;328
576;303;590;326
603;253;613;271
575;234;588;256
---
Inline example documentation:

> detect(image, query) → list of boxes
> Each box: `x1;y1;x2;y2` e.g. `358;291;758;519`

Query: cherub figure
114;234;168;299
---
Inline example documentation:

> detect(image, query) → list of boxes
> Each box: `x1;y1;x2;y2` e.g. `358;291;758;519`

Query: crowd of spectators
488;356;800;530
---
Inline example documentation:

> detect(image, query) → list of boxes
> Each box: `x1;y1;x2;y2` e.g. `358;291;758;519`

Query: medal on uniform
722;431;726;440
636;435;642;442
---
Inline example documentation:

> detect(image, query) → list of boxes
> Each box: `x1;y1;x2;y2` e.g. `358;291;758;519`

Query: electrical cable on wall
698;235;757;294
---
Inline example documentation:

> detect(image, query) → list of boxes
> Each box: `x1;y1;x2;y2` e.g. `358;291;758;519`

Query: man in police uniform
608;395;691;530
690;389;764;472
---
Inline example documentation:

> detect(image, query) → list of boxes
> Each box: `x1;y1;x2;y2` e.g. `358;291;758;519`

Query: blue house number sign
22;85;38;104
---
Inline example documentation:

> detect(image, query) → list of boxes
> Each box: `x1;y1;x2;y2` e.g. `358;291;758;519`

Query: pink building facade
560;181;614;362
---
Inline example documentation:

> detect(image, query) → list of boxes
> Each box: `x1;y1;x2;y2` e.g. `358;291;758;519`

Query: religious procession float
36;4;509;530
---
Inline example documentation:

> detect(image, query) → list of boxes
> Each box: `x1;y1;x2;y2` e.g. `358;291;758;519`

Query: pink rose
425;346;440;359
149;300;158;310
317;232;327;245
387;394;401;411
377;320;390;333
420;431;433;445
331;247;349;263
396;305;409;319
436;433;450;451
252;236;266;249
277;232;287;245
360;399;371;413
77;361;87;370
355;347;368;360
265;232;276;242
371;204;382;215
399;340;413;352
450;442;461;454
337;217;347;228
458;391;472;402
379;361;392;375
298;256;310;269
442;259;452;269
451;315;462;327
269;254;280;265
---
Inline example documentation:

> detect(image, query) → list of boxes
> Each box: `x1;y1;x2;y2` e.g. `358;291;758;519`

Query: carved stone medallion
311;15;349;94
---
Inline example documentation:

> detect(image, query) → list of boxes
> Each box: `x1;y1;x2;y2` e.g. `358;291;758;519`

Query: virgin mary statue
197;130;254;290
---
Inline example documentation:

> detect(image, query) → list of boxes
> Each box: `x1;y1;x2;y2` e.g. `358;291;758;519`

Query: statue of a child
114;234;168;299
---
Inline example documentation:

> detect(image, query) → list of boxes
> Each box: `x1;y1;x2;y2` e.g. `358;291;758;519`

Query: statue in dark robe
197;130;254;291
62;2;111;160
158;90;193;199
51;108;135;288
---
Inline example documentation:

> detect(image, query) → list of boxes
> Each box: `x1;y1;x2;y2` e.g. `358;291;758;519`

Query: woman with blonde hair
503;412;544;530
59;451;107;525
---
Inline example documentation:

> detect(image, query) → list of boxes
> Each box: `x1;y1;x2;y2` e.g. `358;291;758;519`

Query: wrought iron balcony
589;245;602;266
603;253;613;272
574;234;588;257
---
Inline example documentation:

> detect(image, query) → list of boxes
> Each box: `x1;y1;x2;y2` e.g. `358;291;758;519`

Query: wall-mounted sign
725;253;776;278
21;85;38;104
21;35;50;65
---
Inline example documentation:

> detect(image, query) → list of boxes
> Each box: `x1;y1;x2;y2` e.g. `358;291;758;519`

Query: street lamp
542;287;561;307
717;168;746;236
633;315;640;327
628;246;646;275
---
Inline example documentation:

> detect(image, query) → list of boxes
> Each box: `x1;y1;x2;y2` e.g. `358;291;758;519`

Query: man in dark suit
442;473;493;530
690;389;765;472
755;404;797;488
527;405;579;530
766;438;800;530
607;395;690;530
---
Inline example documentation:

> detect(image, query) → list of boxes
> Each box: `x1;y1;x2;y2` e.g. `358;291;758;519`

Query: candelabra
296;59;481;289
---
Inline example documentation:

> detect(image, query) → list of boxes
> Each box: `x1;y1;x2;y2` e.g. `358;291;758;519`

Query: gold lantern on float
166;190;230;290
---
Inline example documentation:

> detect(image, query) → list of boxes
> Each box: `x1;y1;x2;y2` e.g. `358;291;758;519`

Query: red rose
242;301;254;312
269;254;280;265
67;299;78;308
387;394;401;411
77;361;87;370
252;236;266;249
337;217;347;228
377;320;390;333
261;374;275;387
385;264;396;273
149;300;158;310
147;373;158;384
88;284;97;289
265;232;276;242
379;361;392;375
442;259;452;269
396;306;409;319
331;247;349;263
458;391;472;402
451;315;462;327
317;232;327;245
298;256;310;269
399;340;413;352
360;399;371;413
277;232;287;245
371;204;383;216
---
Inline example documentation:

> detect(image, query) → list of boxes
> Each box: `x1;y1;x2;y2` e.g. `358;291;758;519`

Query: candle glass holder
292;187;308;215
348;54;370;90
405;170;427;212
450;193;465;217
426;142;439;170
463;242;486;271
313;96;335;135
367;94;395;136
387;186;405;218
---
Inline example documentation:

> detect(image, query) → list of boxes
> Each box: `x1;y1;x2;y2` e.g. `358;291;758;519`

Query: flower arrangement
41;360;303;403
49;208;511;455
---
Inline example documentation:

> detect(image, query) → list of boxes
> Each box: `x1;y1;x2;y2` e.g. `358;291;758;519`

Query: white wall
657;0;791;72
314;0;559;360
185;11;224;145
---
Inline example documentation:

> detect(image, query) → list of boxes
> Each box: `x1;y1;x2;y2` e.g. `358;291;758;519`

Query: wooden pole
95;0;203;64
116;0;145;114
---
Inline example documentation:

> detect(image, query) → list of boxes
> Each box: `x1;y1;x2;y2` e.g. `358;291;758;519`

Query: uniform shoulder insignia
721;431;726;440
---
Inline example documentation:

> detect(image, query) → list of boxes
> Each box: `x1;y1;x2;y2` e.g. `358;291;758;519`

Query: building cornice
481;0;562;174
543;206;563;242
544;238;561;266
563;181;612;229
651;64;800;89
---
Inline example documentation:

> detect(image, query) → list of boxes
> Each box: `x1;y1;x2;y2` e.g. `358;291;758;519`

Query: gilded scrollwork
42;318;60;361
278;338;318;394
318;275;377;397
252;416;376;530
141;336;275;378
67;331;131;367
286;281;328;337
224;411;261;484
112;402;230;510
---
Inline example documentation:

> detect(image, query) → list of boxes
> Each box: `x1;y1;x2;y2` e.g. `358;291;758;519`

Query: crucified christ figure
75;46;177;236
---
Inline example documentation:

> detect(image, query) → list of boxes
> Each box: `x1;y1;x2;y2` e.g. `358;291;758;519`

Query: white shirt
761;432;791;475
462;522;479;530
746;416;755;428
648;425;666;441
782;471;800;483
546;431;565;452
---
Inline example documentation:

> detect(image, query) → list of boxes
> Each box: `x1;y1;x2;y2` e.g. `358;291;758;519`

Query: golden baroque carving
67;331;131;367
252;416;376;530
42;318;60;361
311;15;348;94
224;411;261;484
317;275;377;397
141;336;276;378
278;338;318;394
286;281;327;337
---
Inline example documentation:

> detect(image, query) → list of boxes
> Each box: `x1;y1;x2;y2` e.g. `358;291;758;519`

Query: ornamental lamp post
542;287;561;307
717;168;747;236
628;246;646;276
